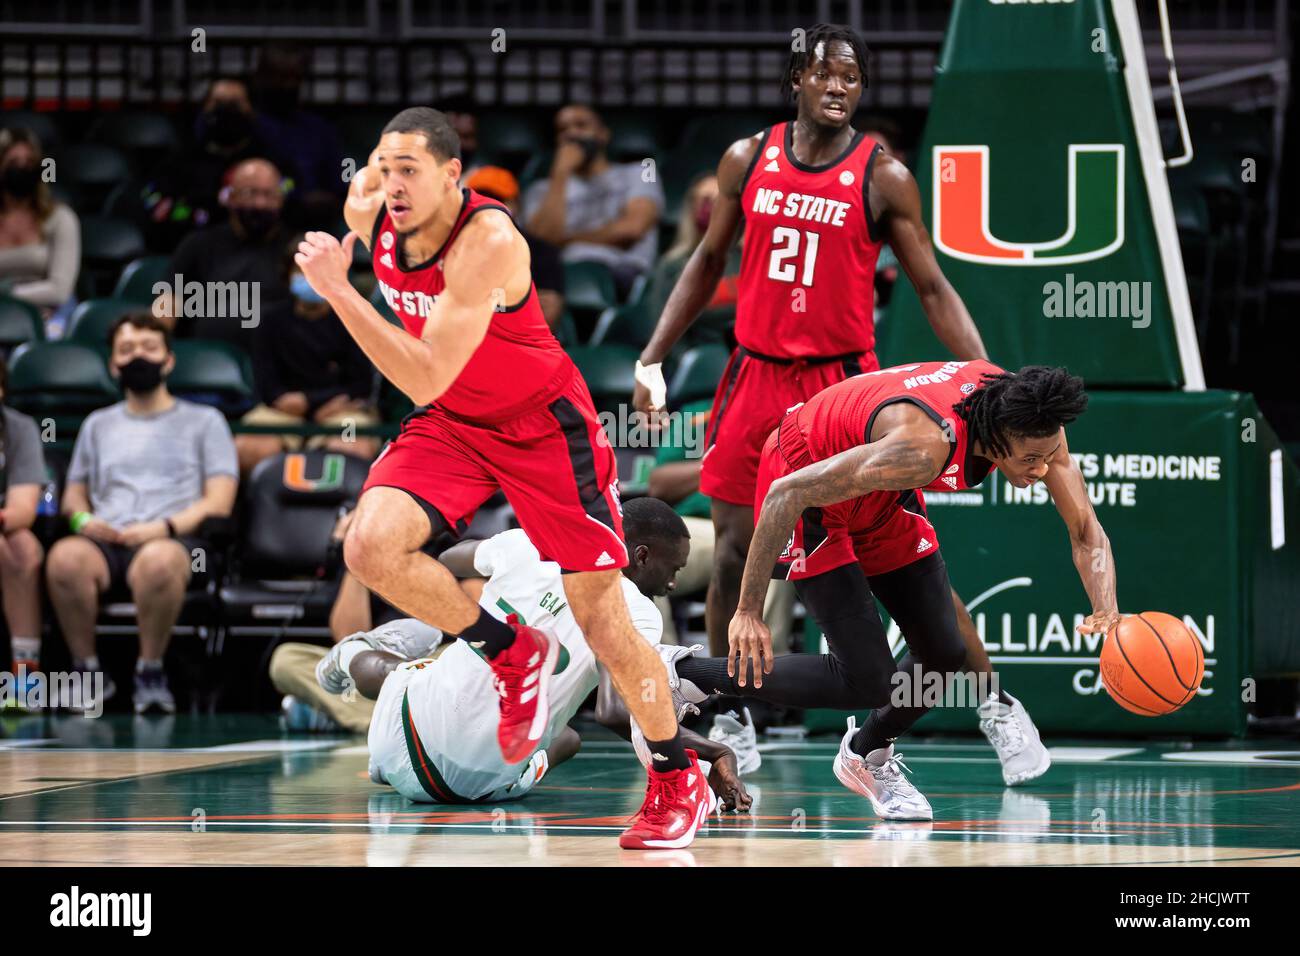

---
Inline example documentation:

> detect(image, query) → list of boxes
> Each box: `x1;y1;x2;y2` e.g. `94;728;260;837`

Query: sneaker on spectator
280;695;343;733
133;668;176;715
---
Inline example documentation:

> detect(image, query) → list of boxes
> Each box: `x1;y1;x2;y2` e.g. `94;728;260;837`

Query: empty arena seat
478;111;548;173
89;112;178;166
80;217;147;297
6;341;118;424
588;274;653;347
563;261;618;328
0;110;62;149
66;296;141;347
0;294;43;354
60;144;133;210
606;114;662;163
168;339;254;416
569;342;638;414
220;450;372;636
668;343;729;406
112;255;172;304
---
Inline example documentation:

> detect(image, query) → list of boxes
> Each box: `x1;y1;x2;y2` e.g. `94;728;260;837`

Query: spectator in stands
0;359;48;708
648;172;740;340
442;95;483;183
45;312;238;714
523;104;664;297
646;400;794;650
235;234;380;474
466;166;567;330
251;43;347;231
0;127;80;327
141;77;270;253
157;158;290;352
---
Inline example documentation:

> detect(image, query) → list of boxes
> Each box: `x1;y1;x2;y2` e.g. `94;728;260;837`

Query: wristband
70;511;93;533
634;360;668;410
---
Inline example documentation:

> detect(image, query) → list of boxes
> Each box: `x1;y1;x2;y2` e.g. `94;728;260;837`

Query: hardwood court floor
2;714;1299;866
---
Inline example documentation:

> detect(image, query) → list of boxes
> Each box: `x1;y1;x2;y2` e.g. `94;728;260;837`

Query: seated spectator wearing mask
465;166;566;330
235;233;380;475
523;104;664;297
157;158;290;352
646;172;741;342
45;312;238;715
0;127;80;327
0;358;48;710
141;77;268;252
251;42;346;231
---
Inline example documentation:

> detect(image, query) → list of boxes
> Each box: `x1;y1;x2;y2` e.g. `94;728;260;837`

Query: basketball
1100;612;1205;716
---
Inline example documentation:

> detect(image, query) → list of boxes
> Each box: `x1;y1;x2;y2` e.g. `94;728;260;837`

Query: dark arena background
1;0;1299;916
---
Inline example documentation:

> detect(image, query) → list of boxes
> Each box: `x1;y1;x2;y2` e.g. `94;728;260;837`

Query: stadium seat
60;144;133;211
0;294;43;354
0;110;61;150
607;114;662;164
564;261;618;329
478;111;548;174
112;255;172;304
668;343;729;405
553;311;580;348
589;294;655;349
80;217;147;297
220;450;372;638
169;339;254;416
569;342;638;414
89;112;178;166
6;341;118;424
65;297;142;348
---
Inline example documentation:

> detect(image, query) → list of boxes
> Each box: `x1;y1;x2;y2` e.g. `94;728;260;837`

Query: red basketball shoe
489;614;559;764
619;750;716;850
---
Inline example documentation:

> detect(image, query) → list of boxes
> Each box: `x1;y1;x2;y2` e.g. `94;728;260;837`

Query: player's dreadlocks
783;23;870;100
954;366;1089;459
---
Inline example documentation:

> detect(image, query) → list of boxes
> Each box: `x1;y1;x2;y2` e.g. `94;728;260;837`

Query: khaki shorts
241;403;381;451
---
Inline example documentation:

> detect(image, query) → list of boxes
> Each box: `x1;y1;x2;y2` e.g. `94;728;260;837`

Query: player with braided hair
656;360;1118;820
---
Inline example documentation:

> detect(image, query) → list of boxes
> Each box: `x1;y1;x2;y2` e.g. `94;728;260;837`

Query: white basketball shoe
977;691;1050;786
832;717;933;821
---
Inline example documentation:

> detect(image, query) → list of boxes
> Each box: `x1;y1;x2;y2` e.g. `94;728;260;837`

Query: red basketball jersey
783;359;1005;493
736;121;885;359
371;188;573;423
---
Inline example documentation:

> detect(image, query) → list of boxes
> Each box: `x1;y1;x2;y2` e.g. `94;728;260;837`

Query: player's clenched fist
295;230;359;301
347;150;385;214
728;609;773;689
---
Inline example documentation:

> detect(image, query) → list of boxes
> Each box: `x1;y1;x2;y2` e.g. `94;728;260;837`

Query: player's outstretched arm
633;136;756;416
873;153;988;362
1041;431;1120;635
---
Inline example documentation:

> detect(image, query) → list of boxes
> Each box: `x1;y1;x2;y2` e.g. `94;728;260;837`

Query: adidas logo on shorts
941;476;958;489
595;551;616;567
916;537;933;554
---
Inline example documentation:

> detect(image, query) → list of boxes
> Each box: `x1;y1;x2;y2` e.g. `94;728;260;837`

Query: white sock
337;640;368;678
11;636;39;668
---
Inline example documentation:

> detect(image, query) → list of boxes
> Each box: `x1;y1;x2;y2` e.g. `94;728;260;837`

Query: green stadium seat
80;217;147;297
6;341;119;421
112;255;172;304
66;297;143;348
89;112;178;165
589;295;655;350
553;311;580;349
673;110;771;157
569;343;639;414
61;144;133;209
169;339;254;414
0;295;43;353
564;261;618;328
607;115;662;163
668;343;729;406
0;110;61;149
478;112;548;174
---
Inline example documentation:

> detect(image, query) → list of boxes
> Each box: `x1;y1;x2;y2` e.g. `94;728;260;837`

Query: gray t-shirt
523;162;664;275
1;406;48;507
67;399;238;528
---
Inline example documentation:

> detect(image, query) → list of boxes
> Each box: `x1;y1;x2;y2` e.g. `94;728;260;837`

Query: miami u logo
932;144;1124;265
282;453;346;492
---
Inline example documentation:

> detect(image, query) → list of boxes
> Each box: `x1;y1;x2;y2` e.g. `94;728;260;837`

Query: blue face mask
291;273;326;304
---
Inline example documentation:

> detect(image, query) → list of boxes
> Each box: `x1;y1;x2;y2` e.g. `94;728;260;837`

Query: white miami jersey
375;529;662;803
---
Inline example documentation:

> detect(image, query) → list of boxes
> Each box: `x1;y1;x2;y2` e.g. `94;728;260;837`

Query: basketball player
294;108;711;848
654;362;1119;819
633;24;1046;783
315;498;751;815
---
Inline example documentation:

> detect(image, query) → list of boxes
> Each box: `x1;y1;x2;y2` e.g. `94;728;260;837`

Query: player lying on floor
656;363;1119;820
315;497;751;814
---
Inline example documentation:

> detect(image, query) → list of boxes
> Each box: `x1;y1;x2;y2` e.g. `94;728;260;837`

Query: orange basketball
1099;612;1204;716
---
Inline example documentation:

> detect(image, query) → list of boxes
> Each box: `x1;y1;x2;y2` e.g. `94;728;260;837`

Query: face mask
201;104;253;148
694;196;714;234
573;136;602;165
117;356;166;394
2;164;40;197
233;206;279;240
290;273;326;304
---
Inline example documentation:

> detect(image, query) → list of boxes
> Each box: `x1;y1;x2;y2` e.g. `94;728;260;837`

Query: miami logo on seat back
282;453;346;493
932;144;1124;265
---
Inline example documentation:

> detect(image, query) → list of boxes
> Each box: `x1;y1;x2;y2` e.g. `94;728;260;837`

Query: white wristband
634;360;668;410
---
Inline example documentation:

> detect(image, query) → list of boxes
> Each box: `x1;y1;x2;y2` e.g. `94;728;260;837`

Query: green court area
3;715;1299;866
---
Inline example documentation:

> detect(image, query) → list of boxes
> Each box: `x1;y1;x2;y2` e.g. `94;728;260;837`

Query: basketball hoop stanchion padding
802;390;1300;737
